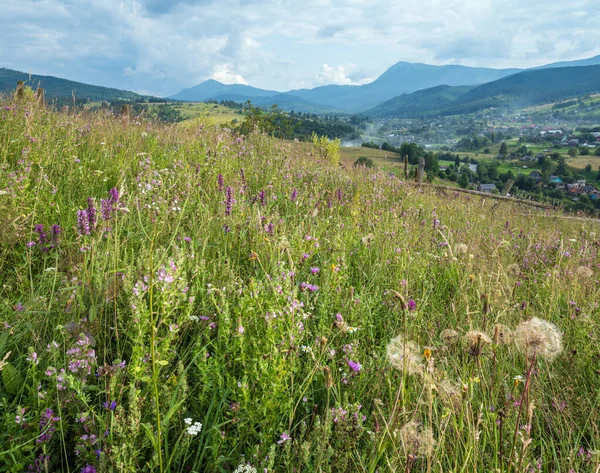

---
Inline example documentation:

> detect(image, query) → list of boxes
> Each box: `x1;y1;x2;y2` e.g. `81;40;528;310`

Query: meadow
1;95;600;473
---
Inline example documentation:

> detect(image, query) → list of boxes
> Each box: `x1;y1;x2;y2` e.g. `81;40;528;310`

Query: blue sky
1;0;599;97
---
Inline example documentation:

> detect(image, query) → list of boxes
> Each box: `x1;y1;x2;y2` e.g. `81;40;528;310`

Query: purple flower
407;299;417;311
103;400;117;411
259;190;266;206
77;210;91;235
310;267;320;274
217;174;224;191
225;186;235;216
87;198;97;229
300;283;319;292
51;224;62;244
291;189;298;202
277;433;291;444
347;359;362;372
81;465;97;473
35;224;47;245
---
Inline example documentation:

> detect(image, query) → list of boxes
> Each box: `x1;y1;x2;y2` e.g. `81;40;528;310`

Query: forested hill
367;65;600;117
0;68;152;102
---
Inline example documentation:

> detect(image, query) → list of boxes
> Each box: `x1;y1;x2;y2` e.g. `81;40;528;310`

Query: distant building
520;155;536;162
529;171;543;182
550;175;563;184
478;183;497;193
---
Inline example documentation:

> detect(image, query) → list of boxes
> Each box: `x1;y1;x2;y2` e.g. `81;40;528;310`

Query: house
535;152;545;159
550;175;563;184
496;153;505;160
576;179;586;187
478;183;497;193
582;185;597;194
520;155;536;162
439;166;449;171
529;171;543;182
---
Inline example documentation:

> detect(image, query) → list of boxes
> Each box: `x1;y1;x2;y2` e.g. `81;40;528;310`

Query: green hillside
367;65;600;117
367;85;475;117
0;68;152;102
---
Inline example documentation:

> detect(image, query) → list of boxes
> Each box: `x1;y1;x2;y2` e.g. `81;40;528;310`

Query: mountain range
169;55;600;113
2;54;600;117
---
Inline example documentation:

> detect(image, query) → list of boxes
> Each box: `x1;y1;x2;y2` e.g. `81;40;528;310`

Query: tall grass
1;96;599;472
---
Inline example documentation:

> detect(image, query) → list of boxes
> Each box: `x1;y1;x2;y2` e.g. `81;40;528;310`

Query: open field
2;97;600;472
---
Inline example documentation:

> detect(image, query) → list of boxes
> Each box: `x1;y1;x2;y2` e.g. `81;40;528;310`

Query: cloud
316;64;373;86
0;0;599;95
210;64;247;84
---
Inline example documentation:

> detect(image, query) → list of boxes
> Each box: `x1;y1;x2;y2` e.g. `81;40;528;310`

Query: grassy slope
1;98;600;472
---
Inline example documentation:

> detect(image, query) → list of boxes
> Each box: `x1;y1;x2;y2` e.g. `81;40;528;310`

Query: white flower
186;421;203;436
188;316;199;322
184;417;193;425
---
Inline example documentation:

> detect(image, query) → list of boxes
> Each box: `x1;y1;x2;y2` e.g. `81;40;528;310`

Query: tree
455;155;460;167
585;163;592;172
568;148;578;158
354;157;374;168
312;133;340;165
499;141;508;156
556;156;568;175
459;173;469;188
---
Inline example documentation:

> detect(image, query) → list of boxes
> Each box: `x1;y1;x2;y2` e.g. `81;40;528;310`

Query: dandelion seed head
397;421;435;458
386;336;423;375
440;329;460;345
513;317;563;361
507;263;520;277
463;331;492;356
454;243;468;255
576;266;593;279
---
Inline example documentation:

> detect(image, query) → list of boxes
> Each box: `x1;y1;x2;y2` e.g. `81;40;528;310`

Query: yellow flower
423;348;432;360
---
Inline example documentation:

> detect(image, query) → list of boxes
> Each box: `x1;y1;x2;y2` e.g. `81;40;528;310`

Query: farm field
1;97;600;473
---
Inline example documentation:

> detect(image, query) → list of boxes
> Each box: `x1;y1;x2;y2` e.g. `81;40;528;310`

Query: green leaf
1;363;24;396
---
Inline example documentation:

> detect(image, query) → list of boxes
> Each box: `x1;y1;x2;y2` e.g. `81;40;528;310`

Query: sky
1;0;600;97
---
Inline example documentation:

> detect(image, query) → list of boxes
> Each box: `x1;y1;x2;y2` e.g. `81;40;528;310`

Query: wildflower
440;329;460;345
103;400;117;411
397;421;435;458
86;198;97;229
291;188;298;202
455;243;468;255
217;174;224;191
407;299;417;311
513;375;524;386
513;317;563;361
347;359;362;372
26;352;39;365
386;336;423;375
493;324;513;345
225;186;235;216
310;267;320;274
81;465;97;473
77;210;91;235
185;420;203;436
463;331;492;357
277;433;291;444
300;282;319;292
576;266;593;279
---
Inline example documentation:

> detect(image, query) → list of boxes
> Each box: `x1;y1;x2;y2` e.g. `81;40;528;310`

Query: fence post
417;157;425;184
404;155;408;179
36;87;45;107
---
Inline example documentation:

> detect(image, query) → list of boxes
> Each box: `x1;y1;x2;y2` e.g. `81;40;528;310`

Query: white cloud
210;64;247;84
316;64;373;86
